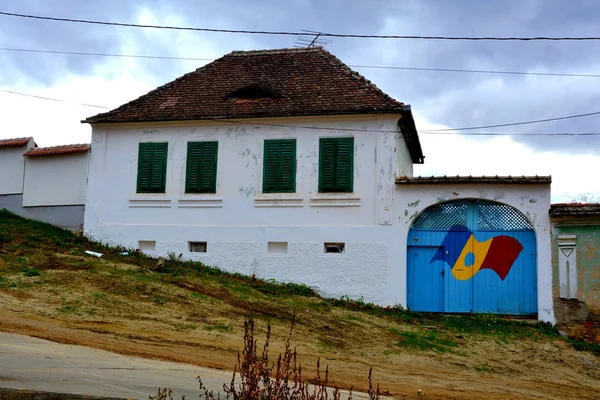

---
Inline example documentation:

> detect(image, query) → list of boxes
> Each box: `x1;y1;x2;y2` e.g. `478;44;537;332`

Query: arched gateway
407;199;537;315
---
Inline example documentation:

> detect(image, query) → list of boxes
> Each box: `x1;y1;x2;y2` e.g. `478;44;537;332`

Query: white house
83;47;553;322
0;137;36;200
0;139;89;230
22;144;90;230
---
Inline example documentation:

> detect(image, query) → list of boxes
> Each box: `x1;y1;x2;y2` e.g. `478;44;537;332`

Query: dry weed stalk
156;317;382;400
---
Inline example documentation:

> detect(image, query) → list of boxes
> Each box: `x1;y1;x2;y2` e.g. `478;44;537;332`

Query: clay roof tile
24;144;90;157
0;137;34;148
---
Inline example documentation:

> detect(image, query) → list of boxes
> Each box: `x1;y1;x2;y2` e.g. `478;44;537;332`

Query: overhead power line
2;88;600;136
0;47;213;61
0;89;109;109
209;117;600;136
2;47;600;79
426;110;600;131
350;64;600;79
420;131;600;136
3;11;600;41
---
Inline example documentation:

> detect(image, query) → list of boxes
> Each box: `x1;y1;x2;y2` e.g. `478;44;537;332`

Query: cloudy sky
0;0;598;202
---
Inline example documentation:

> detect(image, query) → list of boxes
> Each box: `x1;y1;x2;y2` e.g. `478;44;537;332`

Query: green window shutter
137;144;152;193
334;138;353;192
318;139;335;192
318;137;354;193
278;140;296;191
185;142;218;193
263;141;281;192
137;142;168;193
263;139;296;193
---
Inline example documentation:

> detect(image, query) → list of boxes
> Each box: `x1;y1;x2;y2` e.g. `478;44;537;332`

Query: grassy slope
0;210;599;399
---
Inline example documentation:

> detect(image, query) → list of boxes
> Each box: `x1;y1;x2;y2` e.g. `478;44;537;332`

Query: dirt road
1;310;599;400
0;331;230;398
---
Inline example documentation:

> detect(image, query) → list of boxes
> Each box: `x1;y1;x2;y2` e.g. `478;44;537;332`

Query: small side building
0;137;36;213
550;203;600;323
21;144;90;230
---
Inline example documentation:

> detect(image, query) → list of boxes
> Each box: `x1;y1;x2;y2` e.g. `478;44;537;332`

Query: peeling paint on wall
238;185;255;198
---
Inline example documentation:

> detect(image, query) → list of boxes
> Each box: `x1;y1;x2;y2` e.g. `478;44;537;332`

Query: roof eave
549;203;600;217
396;176;552;185
83;108;406;125
397;106;425;164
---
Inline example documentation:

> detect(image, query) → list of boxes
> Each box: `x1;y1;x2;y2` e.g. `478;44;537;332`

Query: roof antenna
294;30;332;48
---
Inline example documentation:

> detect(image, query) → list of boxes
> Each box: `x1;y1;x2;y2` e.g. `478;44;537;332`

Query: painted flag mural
430;224;524;281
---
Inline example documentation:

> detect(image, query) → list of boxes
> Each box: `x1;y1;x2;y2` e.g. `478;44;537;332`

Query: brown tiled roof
85;47;406;124
24;144;90;157
550;203;600;216
0;137;33;148
396;175;552;184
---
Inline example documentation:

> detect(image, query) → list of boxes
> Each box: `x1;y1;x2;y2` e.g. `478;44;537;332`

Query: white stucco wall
23;152;89;207
85;115;409;304
393;183;554;323
0;139;35;195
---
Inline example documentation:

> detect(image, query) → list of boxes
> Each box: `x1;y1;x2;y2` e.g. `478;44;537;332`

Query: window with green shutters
263;139;296;193
185;141;218;193
318;137;354;192
136;142;168;193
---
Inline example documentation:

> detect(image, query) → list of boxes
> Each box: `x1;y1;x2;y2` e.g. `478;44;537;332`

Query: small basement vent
189;242;207;253
138;240;156;251
324;242;345;253
268;241;288;254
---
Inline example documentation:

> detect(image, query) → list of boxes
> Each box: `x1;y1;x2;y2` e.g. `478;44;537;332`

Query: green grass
330;296;560;342
172;322;198;331
58;299;81;314
394;330;459;353
152;295;168;305
203;322;233;332
21;267;40;277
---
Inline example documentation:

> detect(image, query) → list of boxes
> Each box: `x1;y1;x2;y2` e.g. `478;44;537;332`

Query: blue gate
407;200;537;315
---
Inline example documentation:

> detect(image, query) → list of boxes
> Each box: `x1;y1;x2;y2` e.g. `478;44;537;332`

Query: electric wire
425;111;600;131
0;88;109;109
3;11;600;41
2;88;600;135
2;47;600;79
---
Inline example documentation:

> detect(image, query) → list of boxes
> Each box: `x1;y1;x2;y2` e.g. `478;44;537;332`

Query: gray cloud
1;0;600;153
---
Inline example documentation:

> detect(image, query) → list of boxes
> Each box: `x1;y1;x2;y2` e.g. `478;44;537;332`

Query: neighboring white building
0;137;36;219
0;137;36;196
21;144;90;230
83;47;553;322
0;140;89;230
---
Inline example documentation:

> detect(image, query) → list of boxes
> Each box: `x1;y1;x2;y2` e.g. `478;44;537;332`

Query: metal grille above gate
411;203;467;230
477;203;533;230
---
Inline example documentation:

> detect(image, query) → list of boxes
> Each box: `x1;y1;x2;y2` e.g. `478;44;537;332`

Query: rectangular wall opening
268;241;288;254
324;242;345;253
189;241;207;253
138;240;156;251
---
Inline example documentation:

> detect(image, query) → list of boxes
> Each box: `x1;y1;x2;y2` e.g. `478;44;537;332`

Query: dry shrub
154;317;381;400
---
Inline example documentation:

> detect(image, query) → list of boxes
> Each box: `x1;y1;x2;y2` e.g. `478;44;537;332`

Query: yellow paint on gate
451;235;493;281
